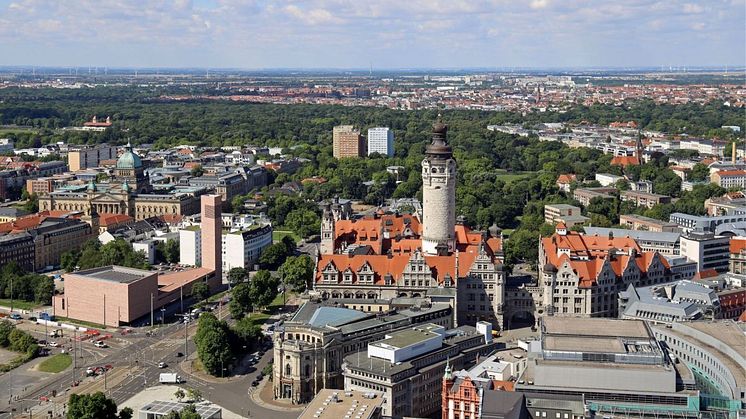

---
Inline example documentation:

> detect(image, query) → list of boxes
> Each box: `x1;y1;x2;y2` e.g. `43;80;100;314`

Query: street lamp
160;308;166;327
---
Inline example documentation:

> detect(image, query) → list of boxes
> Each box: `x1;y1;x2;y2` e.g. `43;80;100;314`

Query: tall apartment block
367;127;394;157
201;194;222;281
68;145;117;171
332;125;365;158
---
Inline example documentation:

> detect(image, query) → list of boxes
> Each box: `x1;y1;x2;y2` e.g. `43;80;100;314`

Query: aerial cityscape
0;1;744;419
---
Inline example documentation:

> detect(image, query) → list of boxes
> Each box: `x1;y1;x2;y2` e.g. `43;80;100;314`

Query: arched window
285;364;292;375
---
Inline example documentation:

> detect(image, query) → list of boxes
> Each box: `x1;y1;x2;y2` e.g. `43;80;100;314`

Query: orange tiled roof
556;174;577;184
730;237;746;254
611;156;640;166
100;213;133;226
542;231;667;288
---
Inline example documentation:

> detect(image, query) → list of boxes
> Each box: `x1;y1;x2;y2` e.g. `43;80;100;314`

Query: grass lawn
0;299;39;311
38;353;72;373
272;230;300;244
0;127;37;136
494;170;537;183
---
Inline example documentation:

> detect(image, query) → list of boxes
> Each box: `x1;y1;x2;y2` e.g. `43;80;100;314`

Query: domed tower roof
426;113;452;159
117;142;142;169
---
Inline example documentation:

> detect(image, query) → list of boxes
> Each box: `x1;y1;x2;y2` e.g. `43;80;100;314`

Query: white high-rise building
421;116;456;255
367;127;394;157
222;224;273;273
179;226;201;267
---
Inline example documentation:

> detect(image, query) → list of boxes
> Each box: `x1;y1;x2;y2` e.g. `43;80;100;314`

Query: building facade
67;145;117;172
367;127;394;157
333;125;366;158
222;224;273;272
273;302;454;404
680;232;730;273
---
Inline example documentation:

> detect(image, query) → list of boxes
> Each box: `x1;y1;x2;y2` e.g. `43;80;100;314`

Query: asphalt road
0;314;297;419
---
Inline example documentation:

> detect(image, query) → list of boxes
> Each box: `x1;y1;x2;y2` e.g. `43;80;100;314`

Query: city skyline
0;0;744;69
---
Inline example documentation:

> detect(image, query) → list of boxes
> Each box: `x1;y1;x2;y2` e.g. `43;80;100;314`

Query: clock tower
422;115;456;255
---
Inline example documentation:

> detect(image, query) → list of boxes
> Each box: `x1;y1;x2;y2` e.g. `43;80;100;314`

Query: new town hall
311;117;674;330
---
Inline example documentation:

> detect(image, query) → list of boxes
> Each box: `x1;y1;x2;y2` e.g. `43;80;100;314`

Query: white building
132;240;156;264
222;224;273;273
367;127;394;157
679;232;730;273
179;226;202;267
225;150;255;166
595;173;624;187
0;138;13;154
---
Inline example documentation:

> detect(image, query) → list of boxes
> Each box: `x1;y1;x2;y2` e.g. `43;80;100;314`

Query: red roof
100;213;133;226
611;156;640;166
730;238;746;254
541;231;668;288
556;174;577;184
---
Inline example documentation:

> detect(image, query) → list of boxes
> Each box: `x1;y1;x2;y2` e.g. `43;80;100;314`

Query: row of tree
61;239;150;272
0;262;55;305
194;312;263;377
0;320;39;358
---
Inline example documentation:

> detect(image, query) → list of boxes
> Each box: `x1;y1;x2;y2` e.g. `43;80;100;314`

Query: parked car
9;313;22;320
251;380;259;387
48;341;60;347
93;341;107;348
176;352;184;357
158;362;167;369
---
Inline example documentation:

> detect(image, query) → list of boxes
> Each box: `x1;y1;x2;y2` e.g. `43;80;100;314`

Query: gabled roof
611;156;640;166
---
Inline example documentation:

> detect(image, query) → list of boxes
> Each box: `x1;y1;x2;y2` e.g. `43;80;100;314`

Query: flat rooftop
71;266;153;284
373;324;442;349
542;317;650;339
299;389;383;419
139;400;220;417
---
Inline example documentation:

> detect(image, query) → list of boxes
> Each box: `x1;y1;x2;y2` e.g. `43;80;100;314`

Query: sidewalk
249;378;305;412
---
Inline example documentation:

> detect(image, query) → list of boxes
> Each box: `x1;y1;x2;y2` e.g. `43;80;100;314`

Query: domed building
115;142;149;193
40;142;200;221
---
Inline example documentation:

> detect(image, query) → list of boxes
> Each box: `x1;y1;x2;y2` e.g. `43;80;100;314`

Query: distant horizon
0;1;743;70
1;64;744;73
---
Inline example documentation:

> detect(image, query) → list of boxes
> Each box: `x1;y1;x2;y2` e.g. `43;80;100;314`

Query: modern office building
367;127;394;157
670;212;746;235
67;144;117;172
680;232;730;273
222;223;273;272
515;317;699;418
342;323;498;418
333;125;366;158
651;321;746;418
0;232;35;272
179;226;201;267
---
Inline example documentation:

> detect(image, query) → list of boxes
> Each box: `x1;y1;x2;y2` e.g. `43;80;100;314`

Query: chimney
200;194;222;282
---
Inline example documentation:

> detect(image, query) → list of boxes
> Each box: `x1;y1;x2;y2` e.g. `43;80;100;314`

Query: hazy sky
0;0;744;69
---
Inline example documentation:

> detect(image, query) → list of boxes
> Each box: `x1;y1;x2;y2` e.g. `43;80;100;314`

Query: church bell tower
422;115;456;255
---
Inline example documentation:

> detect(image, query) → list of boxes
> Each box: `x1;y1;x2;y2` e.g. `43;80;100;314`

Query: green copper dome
117;142;143;169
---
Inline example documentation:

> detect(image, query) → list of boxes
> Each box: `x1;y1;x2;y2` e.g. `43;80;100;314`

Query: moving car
9;313;22;320
48;341;60;347
93;341;107;348
158;362;167;369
